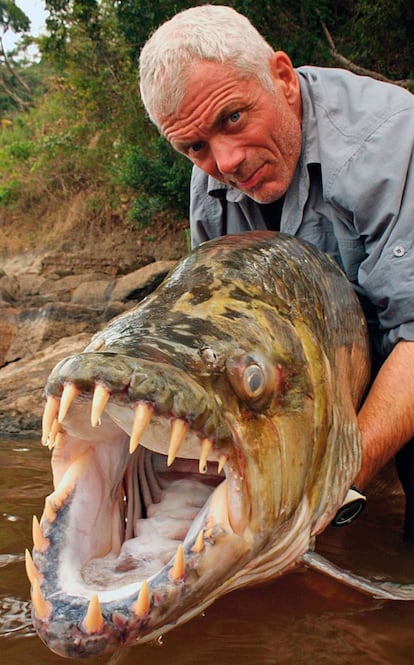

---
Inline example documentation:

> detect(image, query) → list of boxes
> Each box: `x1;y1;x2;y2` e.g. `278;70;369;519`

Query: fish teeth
167;419;189;467
199;438;213;474
47;418;61;450
25;549;42;586
91;384;110;427
131;580;151;617
82;594;104;634
191;530;205;553
130;402;154;454
43;497;57;523
31;579;52;621
32;515;50;552
218;454;227;474
169;544;186;581
58;382;80;423
41;395;59;445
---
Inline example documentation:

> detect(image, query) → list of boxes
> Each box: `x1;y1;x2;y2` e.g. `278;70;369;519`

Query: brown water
2;436;414;665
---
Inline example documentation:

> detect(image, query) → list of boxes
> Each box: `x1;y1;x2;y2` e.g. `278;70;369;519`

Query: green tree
0;0;32;111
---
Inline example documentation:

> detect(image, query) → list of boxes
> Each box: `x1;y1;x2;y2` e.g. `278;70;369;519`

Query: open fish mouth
27;351;263;658
26;232;372;658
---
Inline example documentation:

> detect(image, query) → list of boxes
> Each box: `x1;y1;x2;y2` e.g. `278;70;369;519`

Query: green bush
120;133;191;226
0;179;20;206
7;139;34;160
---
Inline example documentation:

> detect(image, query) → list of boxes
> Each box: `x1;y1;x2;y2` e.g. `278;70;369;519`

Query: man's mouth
234;165;265;190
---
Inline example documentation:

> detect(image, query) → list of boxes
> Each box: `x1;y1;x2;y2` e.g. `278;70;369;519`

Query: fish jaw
30;352;299;658
28;231;370;658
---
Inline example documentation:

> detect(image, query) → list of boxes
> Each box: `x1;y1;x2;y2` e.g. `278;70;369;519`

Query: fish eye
226;353;271;404
243;363;265;398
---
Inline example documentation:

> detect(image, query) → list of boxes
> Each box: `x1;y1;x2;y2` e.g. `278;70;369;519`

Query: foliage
0;0;413;236
0;0;30;33
119;132;191;227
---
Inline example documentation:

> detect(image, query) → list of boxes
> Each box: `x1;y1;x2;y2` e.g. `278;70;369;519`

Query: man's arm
356;340;414;488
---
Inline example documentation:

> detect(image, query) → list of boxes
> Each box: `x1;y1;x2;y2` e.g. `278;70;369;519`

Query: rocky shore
0;239;186;436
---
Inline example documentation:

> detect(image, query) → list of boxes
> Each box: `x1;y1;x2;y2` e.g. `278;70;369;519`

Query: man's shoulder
297;65;413;123
297;65;413;174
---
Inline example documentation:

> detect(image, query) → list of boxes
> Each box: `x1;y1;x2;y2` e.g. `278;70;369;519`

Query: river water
2;436;414;665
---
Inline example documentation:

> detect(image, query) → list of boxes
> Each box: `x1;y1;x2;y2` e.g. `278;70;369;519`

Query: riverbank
0;211;188;435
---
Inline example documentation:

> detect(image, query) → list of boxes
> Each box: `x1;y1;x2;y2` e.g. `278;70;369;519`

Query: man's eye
190;142;204;153
229;111;241;124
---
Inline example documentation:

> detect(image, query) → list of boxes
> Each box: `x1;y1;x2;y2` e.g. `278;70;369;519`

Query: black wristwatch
331;486;366;527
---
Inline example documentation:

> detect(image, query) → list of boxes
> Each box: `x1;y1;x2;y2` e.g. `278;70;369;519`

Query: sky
2;0;49;51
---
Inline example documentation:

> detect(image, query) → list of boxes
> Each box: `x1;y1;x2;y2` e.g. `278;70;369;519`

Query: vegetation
0;0;413;245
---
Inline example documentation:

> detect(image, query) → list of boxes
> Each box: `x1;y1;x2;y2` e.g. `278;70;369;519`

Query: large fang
218;455;227;474
130;403;153;454
82;594;104;634
169;544;186;581
199;438;213;474
192;530;204;553
41;396;59;445
31;579;52;621
167;419;189;467
47;418;60;449
58;382;80;423
43;497;56;523
25;549;42;585
131;580;150;617
32;515;50;552
91;384;110;427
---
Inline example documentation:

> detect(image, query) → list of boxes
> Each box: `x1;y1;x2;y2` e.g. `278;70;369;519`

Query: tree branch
0;71;30;110
0;35;31;94
318;13;413;90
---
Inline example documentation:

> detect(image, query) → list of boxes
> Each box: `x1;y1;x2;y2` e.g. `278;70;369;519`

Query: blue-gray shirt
189;67;414;358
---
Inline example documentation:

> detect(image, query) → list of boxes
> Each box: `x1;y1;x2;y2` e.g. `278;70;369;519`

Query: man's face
159;55;302;204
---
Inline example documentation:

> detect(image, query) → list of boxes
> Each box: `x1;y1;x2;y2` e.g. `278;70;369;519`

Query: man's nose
210;138;245;175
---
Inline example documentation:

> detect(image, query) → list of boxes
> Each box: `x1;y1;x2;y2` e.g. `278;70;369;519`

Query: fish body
29;231;371;657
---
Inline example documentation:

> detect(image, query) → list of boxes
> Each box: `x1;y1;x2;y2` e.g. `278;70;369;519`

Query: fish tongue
48;449;124;571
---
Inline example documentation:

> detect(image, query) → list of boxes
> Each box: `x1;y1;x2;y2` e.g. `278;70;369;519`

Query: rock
0;274;19;303
110;260;176;303
71;279;114;307
0;252;181;435
38;273;112;304
0;307;18;367
40;252;155;277
0;333;91;434
4;303;105;364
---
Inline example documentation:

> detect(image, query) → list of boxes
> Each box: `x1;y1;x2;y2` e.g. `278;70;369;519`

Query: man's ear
270;51;301;106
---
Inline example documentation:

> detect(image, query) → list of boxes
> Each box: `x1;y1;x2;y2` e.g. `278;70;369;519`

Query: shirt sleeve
332;105;414;355
189;167;226;248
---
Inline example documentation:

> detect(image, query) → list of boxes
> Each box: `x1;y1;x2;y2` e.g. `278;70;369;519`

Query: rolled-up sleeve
333;106;414;355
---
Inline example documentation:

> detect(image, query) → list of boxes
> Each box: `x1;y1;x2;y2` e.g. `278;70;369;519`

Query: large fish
26;231;413;659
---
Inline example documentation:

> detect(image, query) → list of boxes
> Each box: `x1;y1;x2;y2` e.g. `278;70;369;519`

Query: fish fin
302;551;414;600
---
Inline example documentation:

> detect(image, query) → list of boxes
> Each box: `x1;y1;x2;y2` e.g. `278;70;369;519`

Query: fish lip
32;357;253;656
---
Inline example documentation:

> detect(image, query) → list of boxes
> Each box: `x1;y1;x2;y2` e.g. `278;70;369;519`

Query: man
139;5;414;536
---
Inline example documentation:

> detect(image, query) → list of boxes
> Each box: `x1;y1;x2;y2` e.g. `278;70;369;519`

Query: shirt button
393;245;405;257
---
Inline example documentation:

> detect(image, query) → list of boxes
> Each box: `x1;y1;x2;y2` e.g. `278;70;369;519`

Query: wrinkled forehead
157;60;263;139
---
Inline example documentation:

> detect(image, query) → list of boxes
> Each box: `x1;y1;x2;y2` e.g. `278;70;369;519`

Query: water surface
2;437;414;665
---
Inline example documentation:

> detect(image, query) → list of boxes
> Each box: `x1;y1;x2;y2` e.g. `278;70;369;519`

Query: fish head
28;232;369;657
